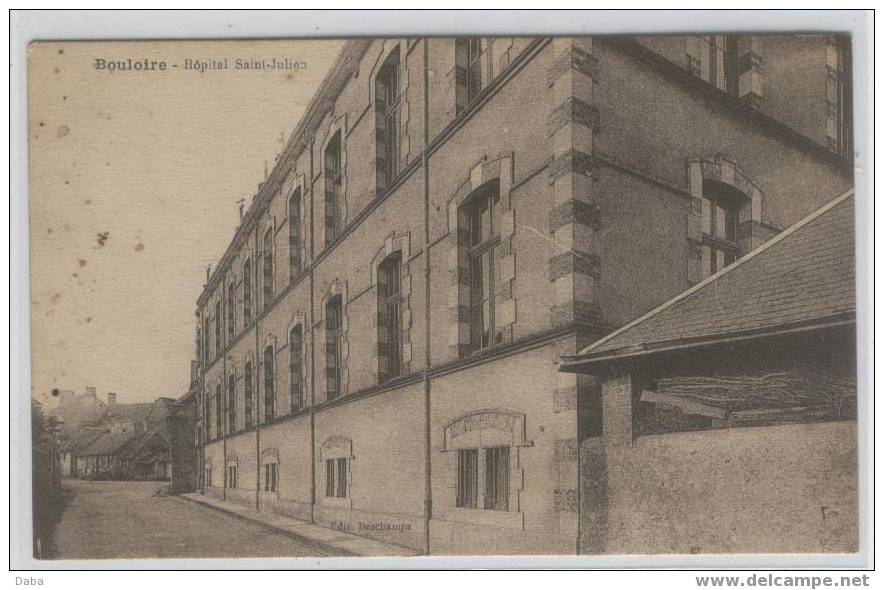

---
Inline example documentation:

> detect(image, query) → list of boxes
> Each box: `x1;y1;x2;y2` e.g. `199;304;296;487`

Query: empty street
47;480;347;559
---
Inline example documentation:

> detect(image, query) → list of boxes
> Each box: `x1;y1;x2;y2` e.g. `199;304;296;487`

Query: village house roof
560;190;855;370
78;432;134;458
61;428;106;454
48;392;108;437
106;398;173;435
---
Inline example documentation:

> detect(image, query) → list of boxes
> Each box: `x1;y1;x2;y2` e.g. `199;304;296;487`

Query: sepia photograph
12;9;872;571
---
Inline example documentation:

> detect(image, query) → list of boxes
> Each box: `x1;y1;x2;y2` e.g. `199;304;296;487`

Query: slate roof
78;432;133;457
62;428;106;454
561;191;855;368
118;431;167;461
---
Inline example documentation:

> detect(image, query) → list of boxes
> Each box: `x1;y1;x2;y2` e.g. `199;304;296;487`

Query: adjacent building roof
560;190;855;369
118;431;167;461
78;432;134;457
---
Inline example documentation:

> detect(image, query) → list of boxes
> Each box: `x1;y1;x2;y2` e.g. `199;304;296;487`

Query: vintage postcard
24;27;862;565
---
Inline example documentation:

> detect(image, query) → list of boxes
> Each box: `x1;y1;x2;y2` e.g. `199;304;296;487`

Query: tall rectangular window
324;132;343;246
202;317;209;366
484;447;510;511
262;228;273;309
263;345;275;422
466;185;500;352
227;465;237;489
377;253;402;383
700;188;740;278
289;189;301;282
831;36;853;160
243;258;252;326
324;458;348;498
336;458;347;498
244;362;253;429
689;35;739;95
325;459;335;497
196;327;202;368
214;301;222;357
376;48;400;191
456;449;478;508
227;282;236;342
289;325;303;412
455;38;489;114
227;374;236;434
214;385;222;440
264;463;278;492
326;296;343;400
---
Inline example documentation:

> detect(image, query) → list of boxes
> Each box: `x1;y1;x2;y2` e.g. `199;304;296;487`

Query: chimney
191;360;197;382
237;199;245;222
85;386;96;398
107;392;116;405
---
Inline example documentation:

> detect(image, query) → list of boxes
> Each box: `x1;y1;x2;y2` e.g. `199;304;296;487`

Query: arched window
376;47;400;192
700;181;742;278
262;227;274;309
462;181;501;352
244;361;253;429
227;282;235;342
243;258;252;325
324;131;343;245
227;373;236;434
377;252;402;382
326;296;343;400
289;188;301;282
214;300;222;357
263;345;275;422
289;325;303;412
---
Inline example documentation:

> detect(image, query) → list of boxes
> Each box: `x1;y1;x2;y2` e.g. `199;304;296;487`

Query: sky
28;40;344;406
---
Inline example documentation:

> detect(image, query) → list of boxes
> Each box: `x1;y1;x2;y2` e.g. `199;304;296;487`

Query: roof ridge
575;189;855;357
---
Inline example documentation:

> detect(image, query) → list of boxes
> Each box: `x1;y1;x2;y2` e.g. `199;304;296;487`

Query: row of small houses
51;393;174;481
64;428;171;480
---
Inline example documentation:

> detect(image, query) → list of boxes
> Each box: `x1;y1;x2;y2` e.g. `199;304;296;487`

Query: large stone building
187;36;854;555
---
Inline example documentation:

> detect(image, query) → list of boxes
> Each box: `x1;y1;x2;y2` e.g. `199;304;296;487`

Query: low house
77;430;171;481
60;427;105;477
117;431;171;480
560;191;857;554
76;432;133;478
